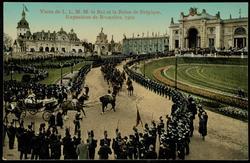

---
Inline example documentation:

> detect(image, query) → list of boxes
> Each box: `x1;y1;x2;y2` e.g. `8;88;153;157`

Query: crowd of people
4;80;68;103
3;90;208;160
3;55;209;160
70;64;91;98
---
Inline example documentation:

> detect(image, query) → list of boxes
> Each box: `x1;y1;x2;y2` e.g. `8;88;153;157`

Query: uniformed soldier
87;130;97;159
100;130;111;147
6;120;16;150
98;141;112;159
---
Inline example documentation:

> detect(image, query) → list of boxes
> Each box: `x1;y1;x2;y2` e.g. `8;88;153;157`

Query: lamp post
143;59;146;77
71;63;73;73
60;62;63;85
175;50;178;90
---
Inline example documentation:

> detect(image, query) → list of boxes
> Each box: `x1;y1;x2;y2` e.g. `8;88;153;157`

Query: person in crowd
30;132;41;160
6;120;16;150
100;130;111;147
62;128;74;159
84;85;89;96
87;130;97;159
198;109;208;140
56;111;63;129
144;144;157;159
76;139;89;160
74;112;82;135
98;141;112;160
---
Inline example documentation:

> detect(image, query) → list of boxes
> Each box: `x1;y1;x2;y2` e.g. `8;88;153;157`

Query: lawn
140;57;248;95
163;64;248;95
4;61;90;85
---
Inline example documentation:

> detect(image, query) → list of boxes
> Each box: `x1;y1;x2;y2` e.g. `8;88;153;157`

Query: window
234;27;246;35
175;40;179;48
209;38;214;48
175;30;179;34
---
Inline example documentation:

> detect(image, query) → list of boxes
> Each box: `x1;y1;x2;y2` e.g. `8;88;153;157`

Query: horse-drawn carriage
4;95;59;122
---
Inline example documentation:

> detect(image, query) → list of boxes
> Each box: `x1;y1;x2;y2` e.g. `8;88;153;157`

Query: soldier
16;120;25;155
84;85;89;96
126;135;135;159
144;144;157;159
53;135;62;159
177;137;185;160
157;117;164;140
87;130;97;159
100;130;111;147
158;144;167;159
39;133;50;159
74;112;81;135
26;124;35;158
112;131;122;159
30;132;40;160
56;111;63;129
62;128;74;159
48;112;56;129
199;111;208;140
98;141;112;159
6;120;16;150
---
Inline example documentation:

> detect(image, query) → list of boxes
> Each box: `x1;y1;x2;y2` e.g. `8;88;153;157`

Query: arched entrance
45;47;49;52
234;27;247;49
188;28;199;49
39;47;44;52
50;47;55;52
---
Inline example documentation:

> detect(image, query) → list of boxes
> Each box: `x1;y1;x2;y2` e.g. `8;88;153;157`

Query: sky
3;2;248;43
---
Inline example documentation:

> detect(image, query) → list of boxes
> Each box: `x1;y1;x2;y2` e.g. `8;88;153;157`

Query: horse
99;94;116;113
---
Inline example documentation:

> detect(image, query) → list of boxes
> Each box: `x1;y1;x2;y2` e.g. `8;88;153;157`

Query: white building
13;9;85;54
122;32;169;55
169;8;248;51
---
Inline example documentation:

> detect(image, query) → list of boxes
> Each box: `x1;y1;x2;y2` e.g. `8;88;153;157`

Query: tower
17;8;30;37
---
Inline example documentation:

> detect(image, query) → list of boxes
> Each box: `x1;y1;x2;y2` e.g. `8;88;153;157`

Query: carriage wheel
42;111;52;122
20;110;26;120
28;110;38;115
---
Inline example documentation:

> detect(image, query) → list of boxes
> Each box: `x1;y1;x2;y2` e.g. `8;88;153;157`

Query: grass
163;64;248;95
4;61;90;85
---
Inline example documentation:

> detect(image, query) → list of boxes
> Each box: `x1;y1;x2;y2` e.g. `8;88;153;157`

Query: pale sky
4;2;248;43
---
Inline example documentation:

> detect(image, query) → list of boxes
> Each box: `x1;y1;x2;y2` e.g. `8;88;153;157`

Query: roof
17;18;29;29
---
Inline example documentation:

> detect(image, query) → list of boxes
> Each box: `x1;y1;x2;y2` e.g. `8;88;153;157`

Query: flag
23;4;29;12
136;107;142;127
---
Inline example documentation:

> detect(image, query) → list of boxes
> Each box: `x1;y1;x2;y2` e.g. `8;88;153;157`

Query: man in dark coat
100;130;111;147
98;141;112;159
54;135;62;159
74;112;81;135
39;134;50;159
16;120;25;154
62;128;74;159
144;144;157;159
31;132;40;160
6;121;16;150
26;124;35;156
56;111;63;129
48;113;56;128
87;130;97;159
85;85;89;96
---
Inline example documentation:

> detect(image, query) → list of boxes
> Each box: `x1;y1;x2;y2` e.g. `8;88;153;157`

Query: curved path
3;61;248;160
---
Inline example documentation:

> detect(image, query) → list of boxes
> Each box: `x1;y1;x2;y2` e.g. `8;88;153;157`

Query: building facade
94;28;122;55
122;33;169;55
13;9;85;53
169;8;248;51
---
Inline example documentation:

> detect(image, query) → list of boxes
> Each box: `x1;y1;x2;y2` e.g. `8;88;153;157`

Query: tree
4;33;13;52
